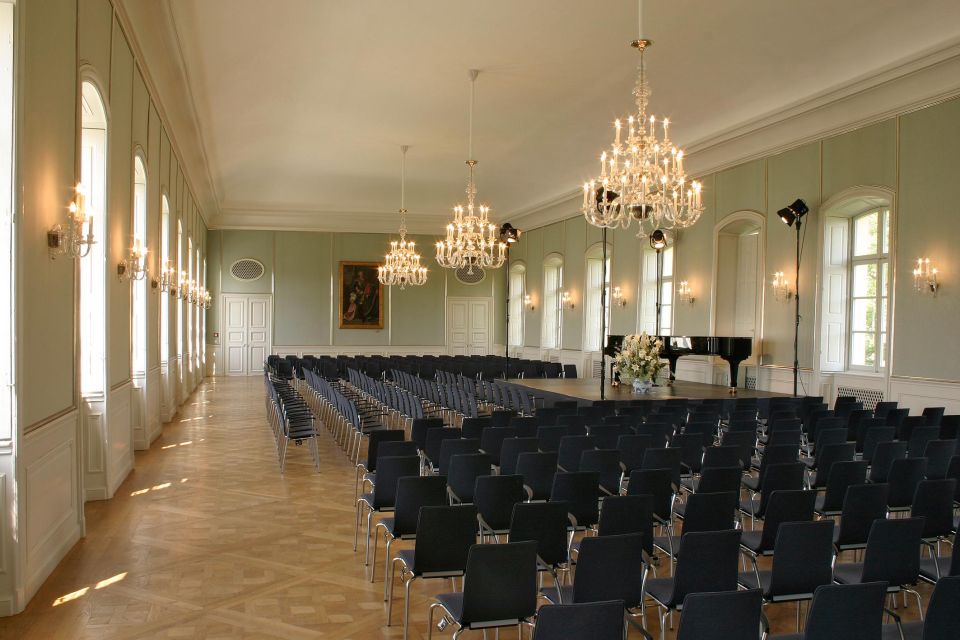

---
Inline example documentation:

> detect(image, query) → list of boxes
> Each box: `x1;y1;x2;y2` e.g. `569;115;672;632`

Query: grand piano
605;335;753;391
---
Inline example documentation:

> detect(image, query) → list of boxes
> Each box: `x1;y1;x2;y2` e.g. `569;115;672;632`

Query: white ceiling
120;0;960;232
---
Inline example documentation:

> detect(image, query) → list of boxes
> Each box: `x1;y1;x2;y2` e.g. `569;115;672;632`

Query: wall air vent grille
592;359;603;379
836;386;884;410
230;258;265;281
745;376;757;390
455;265;485;285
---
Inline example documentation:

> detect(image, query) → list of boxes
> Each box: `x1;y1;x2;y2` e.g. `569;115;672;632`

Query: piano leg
666;356;680;386
724;356;748;394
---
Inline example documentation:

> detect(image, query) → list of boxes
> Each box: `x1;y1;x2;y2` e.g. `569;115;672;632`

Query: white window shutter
820;217;848;371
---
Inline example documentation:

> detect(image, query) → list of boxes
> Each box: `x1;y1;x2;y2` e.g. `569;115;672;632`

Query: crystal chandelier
378;145;428;289
581;0;703;235
436;69;506;275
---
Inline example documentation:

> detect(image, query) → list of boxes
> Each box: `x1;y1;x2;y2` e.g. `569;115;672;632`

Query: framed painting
338;261;384;329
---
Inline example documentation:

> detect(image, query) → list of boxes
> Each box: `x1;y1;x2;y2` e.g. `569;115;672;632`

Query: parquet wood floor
0;377;930;639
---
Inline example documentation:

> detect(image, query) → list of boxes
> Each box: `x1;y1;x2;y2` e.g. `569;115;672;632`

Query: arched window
160;194;170;369
508;263;526;348
176;217;183;371
541;254;563;349
821;192;892;372
131;154;147;378
584;243;611;351
79;80;108;395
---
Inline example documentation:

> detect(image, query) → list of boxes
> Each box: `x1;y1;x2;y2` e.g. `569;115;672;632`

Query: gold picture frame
338;261;384;329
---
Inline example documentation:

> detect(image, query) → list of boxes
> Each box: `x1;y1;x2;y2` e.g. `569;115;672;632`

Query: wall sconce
201;288;212;309
678;280;695;304
118;239;148;281
523;293;535;311
772;271;794;302
562;291;575;310
159;261;177;295
48;183;96;260
612;286;626;307
913;258;939;296
177;271;189;300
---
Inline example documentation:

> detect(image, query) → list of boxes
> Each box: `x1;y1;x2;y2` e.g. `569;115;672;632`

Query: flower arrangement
612;332;665;384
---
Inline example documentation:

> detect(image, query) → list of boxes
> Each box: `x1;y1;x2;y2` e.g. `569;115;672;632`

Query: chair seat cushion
377;517;396;536
739;498;760;517
740;530;762;554
653;535;681;558
737;570;770;595
919;555;952;582
883;621;923;640
742;476;760;491
643;577;676;608
359;492;374;507
673;501;688;519
832;562;864;585
434;592;464;623
396;549;415;572
540;585;574;605
680;478;698;494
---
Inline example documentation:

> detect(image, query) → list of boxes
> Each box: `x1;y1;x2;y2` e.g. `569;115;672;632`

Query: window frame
541;254;563;350
847;208;890;373
508;263;525;348
583;243;612;352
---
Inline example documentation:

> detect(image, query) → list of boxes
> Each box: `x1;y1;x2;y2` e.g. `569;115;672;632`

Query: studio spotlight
499;222;520;244
649;229;667;250
778;199;809;228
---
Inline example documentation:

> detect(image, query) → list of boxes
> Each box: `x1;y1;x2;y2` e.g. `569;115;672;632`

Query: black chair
854;418;887;454
532;600;626;640
460;416;492;440
475;474;526;541
738;520;835;615
541;533;646;622
886;408;909;430
655;491;738;567
672;432;708;476
886;457;928;512
626;468;676;529
861;426;896;465
410;417;444;453
536;407;561;426
801;427;847;468
537;426;570;452
642;447;683;489
557;414;588;435
740;488;816;561
911;478;957;548
356;429;405;502
550;471;601;531
918;530;959;584
807;442;856;490
500;436;539;475
491;409;515;428
589;424;632;450
677;466;743;513
833;516;925;609
814;459;868;517
386;504;478;639
663;589;762;640
423;427;462;471
446;453;492;504
740;461;806;526
873;401;898;420
436;438;480;475
580;448;623;495
923;439;957;480
923;406;946;426
884;575;960;640
617;434;652;478
767;582;887;640
899;416;929;442
562;364;578;379
479;427;515;467
509;501;571;590
517;451;559;501
907;426;940;458
643;529;742;640
427;541;538;639
833;483;890;554
868;440;908;483
557;435;597;472
373;475;447;587
355;455;421;565
511;416;541;437
721;430;757;472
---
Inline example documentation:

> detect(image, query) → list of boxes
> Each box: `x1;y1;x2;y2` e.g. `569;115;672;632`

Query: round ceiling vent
455;264;486;285
230;258;265;281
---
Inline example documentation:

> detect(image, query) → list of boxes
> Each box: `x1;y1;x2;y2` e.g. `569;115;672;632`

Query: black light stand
500;223;520;378
600;227;608;400
777;199;809;397
650;229;667;335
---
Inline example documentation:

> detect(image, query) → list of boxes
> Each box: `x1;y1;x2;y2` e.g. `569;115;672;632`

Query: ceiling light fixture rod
400;144;408;212
468;68;479;161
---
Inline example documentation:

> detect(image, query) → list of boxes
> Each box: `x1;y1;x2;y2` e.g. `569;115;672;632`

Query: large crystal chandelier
581;0;703;235
378;145;427;289
436;69;506;275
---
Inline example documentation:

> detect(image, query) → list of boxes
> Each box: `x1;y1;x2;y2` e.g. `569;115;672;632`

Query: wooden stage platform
506;377;791;406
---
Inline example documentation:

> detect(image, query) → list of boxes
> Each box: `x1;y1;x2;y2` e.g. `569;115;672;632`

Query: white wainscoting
131;371;148;451
160;360;175;424
757;366;821;396
887;377;960;414
82;392;107;501
146;366;162;446
21;410;83;608
205;344;218;377
106;383;133;499
269;345;448;359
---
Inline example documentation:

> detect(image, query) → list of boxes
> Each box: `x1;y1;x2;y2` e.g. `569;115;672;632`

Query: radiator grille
592;359;603;379
745;376;757;390
836;386;884;410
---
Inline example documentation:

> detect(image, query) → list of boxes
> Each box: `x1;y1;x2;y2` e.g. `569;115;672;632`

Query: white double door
447;297;492;356
222;294;272;376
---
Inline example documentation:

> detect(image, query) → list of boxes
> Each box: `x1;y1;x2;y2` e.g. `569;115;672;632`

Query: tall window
176;218;183;369
160;195;170;369
639;245;673;335
0;3;13;433
508;263;525;347
195;246;201;370
132;155;147;378
79;81;108;395
186;236;193;365
584;245;611;351
541;255;563;349
849;209;889;371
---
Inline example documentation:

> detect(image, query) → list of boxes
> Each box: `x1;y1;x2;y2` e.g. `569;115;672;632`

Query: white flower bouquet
612;332;665;384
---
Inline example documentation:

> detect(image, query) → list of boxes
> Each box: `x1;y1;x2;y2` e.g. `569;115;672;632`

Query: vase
632;378;653;394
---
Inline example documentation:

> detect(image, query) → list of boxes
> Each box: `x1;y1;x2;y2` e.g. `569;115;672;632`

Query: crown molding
211;208;450;236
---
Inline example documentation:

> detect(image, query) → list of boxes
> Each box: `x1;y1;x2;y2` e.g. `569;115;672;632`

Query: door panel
221;295;272;376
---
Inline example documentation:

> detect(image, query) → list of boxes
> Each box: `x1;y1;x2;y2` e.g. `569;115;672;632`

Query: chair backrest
756;462;806;517
377;440;420;461
819;460;868;512
371;455;421;509
580;449;622;494
550;471;601;528
696;466;743;495
557;435;597;472
447;453;492;503
923;406;946;426
757;489;817;552
411;418;444;450
868;440;908;483
474;474;526;532
923;439;958;480
511;416;541;437
480;427;516;465
461;417;493;440
720;430;755;471
861;426;895;464
571;533;646;608
923;576;960;640
509;501;570;568
500;437;539;475
562;364;578;379
596;494;654;556
672;530;742;603
437;438;480;473
588;424;631;450
392;475;449;536
812;442;857;489
675;589;762;640
626;468;674;523
617;434;652;474
861;516;924;586
517;451;559;500
537;426;569;452
364;429;406;471
812;427;848;456
911;478;957;539
681;491;739;534
940;415;960;440
801;582;887;640
641;446;682;488
671;432;708;474
556;414;587;435
908;426;941;458
424;427;462;464
887;457;928;508
460;541;538;627
835;483;890;550
758;445;800;479
700;445;742;471
873;401;898;420
531;601;626;640
767;520;835;599
413;505;478;575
